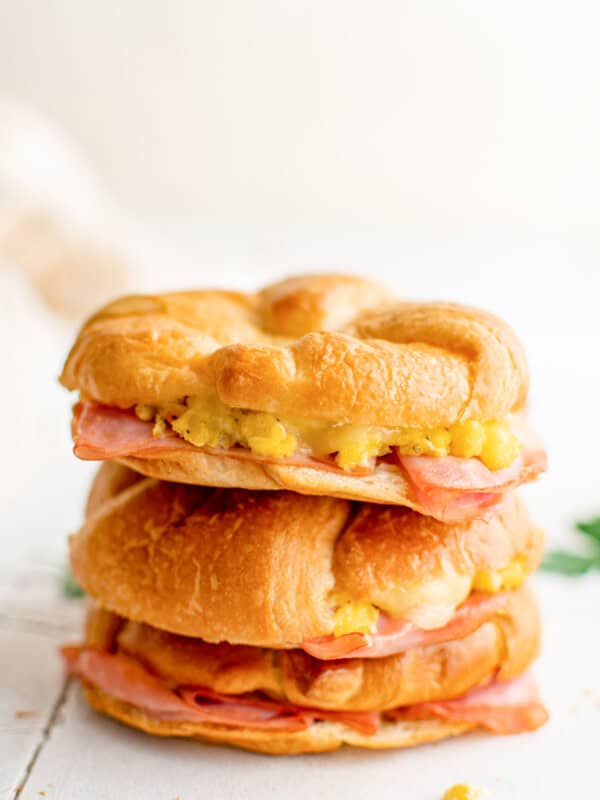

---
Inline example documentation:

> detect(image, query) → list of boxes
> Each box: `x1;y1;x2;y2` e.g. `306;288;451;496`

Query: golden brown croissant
67;591;543;754
61;274;527;420
72;463;543;648
59;274;545;516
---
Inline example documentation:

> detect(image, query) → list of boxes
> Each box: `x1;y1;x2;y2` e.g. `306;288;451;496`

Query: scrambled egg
473;556;527;593
136;393;522;471
334;600;380;637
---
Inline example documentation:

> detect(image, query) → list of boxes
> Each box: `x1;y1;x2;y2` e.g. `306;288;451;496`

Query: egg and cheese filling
331;556;528;637
136;393;523;471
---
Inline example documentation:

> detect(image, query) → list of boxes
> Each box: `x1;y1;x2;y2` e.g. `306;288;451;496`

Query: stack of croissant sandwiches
60;274;548;754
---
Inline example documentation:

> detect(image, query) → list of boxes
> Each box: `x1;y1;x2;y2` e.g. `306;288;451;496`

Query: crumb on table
443;784;481;800
15;709;38;719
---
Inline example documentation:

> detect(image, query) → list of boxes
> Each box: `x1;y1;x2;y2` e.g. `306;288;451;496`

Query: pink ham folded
62;646;379;735
71;403;192;460
302;591;508;660
180;688;379;735
388;672;548;734
397;447;547;522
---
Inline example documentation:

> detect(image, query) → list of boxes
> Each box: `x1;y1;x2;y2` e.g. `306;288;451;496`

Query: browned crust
73;464;543;646
60;273;528;427
332;496;541;602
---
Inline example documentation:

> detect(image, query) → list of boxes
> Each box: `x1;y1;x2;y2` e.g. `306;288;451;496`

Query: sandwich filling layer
134;392;523;471
63;646;547;737
71;401;546;521
310;589;516;659
72;590;542;717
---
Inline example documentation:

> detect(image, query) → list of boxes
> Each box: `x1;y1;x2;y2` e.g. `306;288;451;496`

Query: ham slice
72;401;374;476
387;673;548;734
398;447;547;523
63;646;379;735
399;452;524;492
63;646;209;721
302;591;508;660
63;646;545;737
71;402;545;518
180;689;379;735
72;403;192;460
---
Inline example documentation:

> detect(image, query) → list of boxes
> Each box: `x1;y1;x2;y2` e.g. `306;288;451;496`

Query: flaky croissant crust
71;463;543;647
60;273;528;427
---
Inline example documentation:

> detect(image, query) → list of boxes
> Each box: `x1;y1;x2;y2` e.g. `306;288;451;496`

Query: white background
0;0;599;233
1;3;599;798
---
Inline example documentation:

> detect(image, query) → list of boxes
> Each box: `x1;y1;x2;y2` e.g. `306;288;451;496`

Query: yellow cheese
334;557;527;637
138;394;523;472
373;574;473;630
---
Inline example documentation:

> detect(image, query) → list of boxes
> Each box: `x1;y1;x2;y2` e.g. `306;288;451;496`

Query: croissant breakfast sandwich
59;274;547;522
63;464;548;754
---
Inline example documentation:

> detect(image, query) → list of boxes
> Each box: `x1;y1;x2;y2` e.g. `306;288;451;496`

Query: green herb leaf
62;568;85;598
542;513;600;576
541;550;600;576
575;516;600;543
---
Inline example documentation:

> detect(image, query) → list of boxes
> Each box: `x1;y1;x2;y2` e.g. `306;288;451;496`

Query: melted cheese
331;557;528;636
137;392;522;471
374;575;473;630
